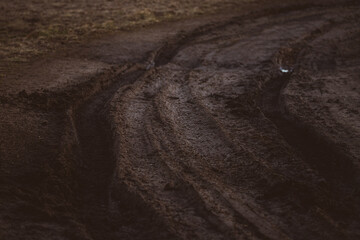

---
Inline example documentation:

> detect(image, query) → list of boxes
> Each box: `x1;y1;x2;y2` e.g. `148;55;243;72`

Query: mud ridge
70;19;246;238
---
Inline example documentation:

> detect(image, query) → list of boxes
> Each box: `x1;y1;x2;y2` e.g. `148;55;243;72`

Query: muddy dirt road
1;0;360;239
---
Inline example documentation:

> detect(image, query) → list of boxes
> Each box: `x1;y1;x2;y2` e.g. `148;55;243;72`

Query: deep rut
261;19;359;191
74;66;168;240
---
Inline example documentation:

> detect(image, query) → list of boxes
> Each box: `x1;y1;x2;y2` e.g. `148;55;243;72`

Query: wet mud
1;1;360;239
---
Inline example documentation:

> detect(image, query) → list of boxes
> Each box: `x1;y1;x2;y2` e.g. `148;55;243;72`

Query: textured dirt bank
1;0;360;239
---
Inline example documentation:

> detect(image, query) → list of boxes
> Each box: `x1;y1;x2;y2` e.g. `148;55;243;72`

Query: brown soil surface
1;0;360;239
